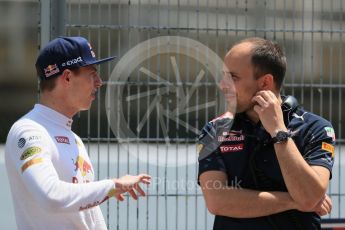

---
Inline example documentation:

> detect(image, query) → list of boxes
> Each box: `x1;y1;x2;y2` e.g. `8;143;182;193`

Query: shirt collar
34;104;73;130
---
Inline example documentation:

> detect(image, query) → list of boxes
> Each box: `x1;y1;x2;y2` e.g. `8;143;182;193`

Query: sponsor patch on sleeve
324;127;336;141
321;142;335;157
18;136;42;149
21;158;44;173
17;138;26;148
20;146;42;160
79;200;101;211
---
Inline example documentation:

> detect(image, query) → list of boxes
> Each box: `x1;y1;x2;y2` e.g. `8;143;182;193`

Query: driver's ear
59;69;73;86
60;69;72;84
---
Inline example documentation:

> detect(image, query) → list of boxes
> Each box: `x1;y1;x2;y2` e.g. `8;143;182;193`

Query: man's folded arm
199;170;297;218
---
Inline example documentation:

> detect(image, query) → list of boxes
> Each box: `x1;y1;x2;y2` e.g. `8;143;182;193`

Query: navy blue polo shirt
197;95;335;230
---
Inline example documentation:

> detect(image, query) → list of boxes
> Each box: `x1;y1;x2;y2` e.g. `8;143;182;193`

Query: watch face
276;131;289;142
278;132;287;139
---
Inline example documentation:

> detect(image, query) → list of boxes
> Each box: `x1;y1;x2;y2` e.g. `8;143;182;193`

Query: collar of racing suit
33;104;73;130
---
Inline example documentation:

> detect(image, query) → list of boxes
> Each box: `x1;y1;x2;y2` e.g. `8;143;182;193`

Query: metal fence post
40;0;65;48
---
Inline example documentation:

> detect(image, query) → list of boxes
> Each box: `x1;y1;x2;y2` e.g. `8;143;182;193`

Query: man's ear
60;69;72;85
259;74;274;90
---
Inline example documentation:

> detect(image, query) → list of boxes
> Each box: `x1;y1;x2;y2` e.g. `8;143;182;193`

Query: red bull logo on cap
73;155;93;177
44;64;60;78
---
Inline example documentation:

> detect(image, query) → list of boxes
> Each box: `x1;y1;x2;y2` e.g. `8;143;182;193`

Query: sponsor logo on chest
55;136;70;144
73;155;93;176
72;155;93;183
220;143;244;153
218;135;245;142
218;130;245;142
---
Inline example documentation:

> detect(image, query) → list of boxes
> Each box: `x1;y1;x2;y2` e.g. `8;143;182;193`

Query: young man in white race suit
5;36;151;230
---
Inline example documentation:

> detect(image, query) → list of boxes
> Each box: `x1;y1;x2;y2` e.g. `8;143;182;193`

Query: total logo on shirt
220;143;244;153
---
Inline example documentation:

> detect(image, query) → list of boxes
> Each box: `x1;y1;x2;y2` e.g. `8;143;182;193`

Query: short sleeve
302;121;335;177
197;122;227;184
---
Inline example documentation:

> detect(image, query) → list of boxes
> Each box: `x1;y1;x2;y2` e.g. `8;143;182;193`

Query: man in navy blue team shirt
198;37;335;230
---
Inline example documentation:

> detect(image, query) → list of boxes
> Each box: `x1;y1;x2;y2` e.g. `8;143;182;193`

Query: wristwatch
272;130;291;144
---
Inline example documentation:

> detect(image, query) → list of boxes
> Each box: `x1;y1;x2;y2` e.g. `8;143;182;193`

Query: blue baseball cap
35;36;116;80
